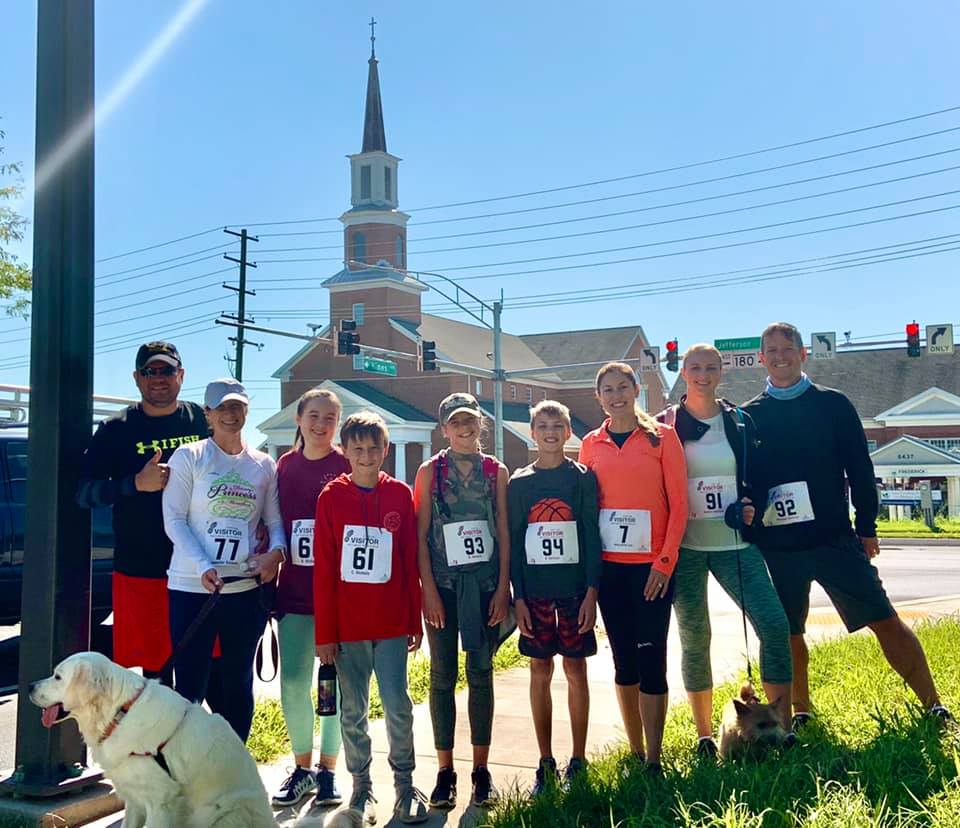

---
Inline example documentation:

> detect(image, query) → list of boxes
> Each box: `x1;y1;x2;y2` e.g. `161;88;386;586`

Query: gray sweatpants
673;544;792;692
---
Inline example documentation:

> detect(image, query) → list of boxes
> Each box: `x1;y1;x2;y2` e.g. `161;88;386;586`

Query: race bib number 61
291;519;315;566
341;525;393;583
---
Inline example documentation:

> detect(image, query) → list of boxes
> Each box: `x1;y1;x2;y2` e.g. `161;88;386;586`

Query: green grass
484;618;960;828
877;517;960;539
247;634;527;764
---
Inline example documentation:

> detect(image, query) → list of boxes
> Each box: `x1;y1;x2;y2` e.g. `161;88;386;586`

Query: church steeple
362;17;387;153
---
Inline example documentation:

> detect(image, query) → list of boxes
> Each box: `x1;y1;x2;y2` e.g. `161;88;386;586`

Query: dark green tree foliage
0;124;31;318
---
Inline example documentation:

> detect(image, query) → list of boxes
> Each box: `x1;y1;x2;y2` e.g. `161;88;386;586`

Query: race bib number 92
763;481;815;526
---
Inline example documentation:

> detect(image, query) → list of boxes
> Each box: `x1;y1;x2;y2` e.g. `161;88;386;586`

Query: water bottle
316;663;337;716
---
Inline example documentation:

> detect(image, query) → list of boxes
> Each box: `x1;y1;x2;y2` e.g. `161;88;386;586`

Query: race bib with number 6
341;525;393;583
763;481;815;526
599;509;651;554
442;520;494;567
525;521;580;565
291;519;315;566
688;475;737;521
205;517;250;565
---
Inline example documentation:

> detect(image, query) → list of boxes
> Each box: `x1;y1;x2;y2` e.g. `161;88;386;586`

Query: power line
95;242;234;279
236;105;960;228
97;253;230;287
95;227;223;264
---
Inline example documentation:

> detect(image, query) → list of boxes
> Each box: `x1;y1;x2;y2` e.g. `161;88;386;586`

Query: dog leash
732;407;755;687
158;574;258;678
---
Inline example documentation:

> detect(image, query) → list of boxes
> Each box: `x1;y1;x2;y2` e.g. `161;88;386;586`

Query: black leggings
599;560;673;693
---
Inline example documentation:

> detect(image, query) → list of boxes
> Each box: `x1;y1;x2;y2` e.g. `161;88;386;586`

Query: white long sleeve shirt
163;438;286;594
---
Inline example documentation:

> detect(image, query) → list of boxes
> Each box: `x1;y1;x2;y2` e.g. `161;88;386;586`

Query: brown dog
719;683;786;759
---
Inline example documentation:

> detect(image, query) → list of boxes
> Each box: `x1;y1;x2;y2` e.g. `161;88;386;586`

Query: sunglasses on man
139;365;179;377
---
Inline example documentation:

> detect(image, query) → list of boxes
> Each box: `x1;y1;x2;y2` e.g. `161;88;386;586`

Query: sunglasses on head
139;365;178;377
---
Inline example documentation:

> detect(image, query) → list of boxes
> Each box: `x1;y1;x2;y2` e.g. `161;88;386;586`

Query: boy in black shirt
77;342;207;683
508;401;602;794
746;322;950;726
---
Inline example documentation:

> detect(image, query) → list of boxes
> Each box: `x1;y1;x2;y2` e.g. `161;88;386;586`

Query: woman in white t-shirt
657;344;792;758
163;378;286;742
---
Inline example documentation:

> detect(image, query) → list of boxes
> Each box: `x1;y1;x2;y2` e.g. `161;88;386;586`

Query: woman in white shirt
163;378;286;741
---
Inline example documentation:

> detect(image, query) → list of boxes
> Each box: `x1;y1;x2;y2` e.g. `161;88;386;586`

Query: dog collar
99;684;145;744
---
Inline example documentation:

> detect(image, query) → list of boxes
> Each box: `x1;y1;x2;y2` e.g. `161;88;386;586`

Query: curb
879;537;960;547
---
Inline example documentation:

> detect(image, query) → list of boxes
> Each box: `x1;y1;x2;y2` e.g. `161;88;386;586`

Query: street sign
721;351;760;370
810;331;836;360
926;324;954;354
879;489;942;506
362;355;398;377
714;337;761;352
639;346;660;373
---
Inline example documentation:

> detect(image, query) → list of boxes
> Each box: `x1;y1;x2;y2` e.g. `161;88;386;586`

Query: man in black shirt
746;322;949;726
77;342;207;683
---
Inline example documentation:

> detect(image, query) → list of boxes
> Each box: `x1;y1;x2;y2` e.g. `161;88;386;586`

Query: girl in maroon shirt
272;390;351;808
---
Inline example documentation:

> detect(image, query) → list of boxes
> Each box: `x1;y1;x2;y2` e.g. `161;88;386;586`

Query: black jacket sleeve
507;477;528;601
579;469;602;591
834;392;879;537
76;420;137;508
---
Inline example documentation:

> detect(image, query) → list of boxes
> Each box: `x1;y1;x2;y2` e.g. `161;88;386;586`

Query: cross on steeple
369;16;376;59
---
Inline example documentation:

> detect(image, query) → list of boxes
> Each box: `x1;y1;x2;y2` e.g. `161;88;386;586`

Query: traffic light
419;339;437;372
665;339;679;372
906;321;921;358
337;319;360;355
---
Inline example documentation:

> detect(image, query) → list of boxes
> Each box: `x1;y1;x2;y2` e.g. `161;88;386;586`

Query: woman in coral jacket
578;361;688;774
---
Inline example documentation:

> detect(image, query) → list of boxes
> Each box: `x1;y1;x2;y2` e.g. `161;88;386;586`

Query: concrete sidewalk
81;589;960;828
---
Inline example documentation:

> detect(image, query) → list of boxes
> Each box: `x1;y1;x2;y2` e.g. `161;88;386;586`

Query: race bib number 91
525;521;580;565
442;520;494;568
341;525;393;583
598;509;651;554
763;481;815;526
688;475;737;521
291;519;315;566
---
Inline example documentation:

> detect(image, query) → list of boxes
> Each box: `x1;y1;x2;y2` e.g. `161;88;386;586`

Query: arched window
352;232;367;264
395;234;405;267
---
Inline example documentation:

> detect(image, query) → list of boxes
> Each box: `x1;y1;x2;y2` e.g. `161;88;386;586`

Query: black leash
732;407;755;686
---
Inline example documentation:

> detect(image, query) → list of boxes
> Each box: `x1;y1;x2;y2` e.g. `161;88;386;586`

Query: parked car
0;425;114;627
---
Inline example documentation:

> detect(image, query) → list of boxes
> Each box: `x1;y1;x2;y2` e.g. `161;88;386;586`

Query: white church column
948;477;960;518
422;442;432;464
394;440;407;483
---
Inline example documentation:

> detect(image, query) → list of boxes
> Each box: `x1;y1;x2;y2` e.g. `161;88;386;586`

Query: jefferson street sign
714;337;761;352
926;324;954;355
362;355;398;377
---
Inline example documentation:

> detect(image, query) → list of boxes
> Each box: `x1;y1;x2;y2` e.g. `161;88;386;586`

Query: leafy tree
0;125;31;318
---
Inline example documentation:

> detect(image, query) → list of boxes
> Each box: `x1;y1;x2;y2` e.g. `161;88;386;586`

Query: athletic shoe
348;789;377;825
393;787;429;824
271;766;316;807
563;757;588;788
695;737;718;760
530;757;558;797
471;765;499;807
783;730;798;748
313;765;342;807
618;751;646;780
928;704;954;724
791;712;815;731
429;767;457;810
644;762;664;779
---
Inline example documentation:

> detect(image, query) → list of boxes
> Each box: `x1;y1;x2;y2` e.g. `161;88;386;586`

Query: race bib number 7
599;509;651;554
341;525;393;583
763;482;815;526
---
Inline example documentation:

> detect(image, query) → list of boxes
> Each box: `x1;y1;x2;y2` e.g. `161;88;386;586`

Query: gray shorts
762;533;895;634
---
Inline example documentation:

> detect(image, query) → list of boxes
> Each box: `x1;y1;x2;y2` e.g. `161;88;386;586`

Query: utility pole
492;298;504;459
223;228;260;381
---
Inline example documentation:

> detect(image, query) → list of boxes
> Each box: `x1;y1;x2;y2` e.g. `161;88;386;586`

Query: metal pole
6;0;96;794
493;300;504;459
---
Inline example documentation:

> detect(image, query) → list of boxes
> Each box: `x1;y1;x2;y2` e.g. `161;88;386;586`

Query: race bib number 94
599;509;651;554
763;482;815;526
525;521;580;565
291;519;315;566
688;475;737;521
442;520;494;568
341;525;393;583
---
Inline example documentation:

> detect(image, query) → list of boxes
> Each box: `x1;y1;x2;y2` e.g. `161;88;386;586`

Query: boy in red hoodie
314;411;427;824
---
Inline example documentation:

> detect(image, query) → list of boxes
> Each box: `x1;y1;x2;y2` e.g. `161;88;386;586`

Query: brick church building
258;37;668;481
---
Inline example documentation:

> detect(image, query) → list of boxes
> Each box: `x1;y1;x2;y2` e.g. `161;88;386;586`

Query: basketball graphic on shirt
528;497;574;523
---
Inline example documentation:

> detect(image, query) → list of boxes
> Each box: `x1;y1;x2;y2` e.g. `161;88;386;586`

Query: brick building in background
258;38;669;481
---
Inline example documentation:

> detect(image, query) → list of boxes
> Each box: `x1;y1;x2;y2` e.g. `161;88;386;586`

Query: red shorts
518;593;598;660
113;573;221;672
112;573;172;672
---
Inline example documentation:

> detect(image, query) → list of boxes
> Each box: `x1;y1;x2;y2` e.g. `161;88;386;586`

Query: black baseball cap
135;341;182;370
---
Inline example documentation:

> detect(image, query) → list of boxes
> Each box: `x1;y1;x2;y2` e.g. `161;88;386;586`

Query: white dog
29;651;276;828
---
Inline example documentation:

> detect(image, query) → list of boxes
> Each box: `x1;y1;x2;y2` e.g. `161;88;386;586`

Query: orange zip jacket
578;420;688;576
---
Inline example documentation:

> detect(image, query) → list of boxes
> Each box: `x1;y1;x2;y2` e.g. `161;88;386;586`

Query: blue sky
1;0;959;437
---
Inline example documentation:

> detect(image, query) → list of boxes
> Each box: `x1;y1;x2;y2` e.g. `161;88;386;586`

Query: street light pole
3;0;98;796
493;299;504;459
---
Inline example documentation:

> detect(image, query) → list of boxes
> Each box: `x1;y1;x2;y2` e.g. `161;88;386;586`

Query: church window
360;165;371;200
385;167;393;201
395;235;404;266
352;232;367;263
